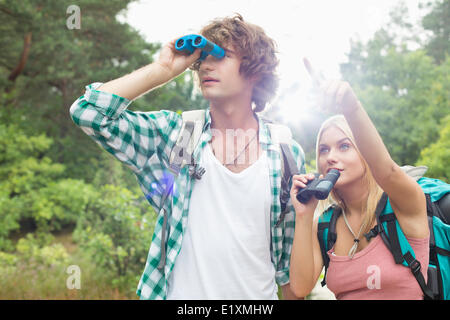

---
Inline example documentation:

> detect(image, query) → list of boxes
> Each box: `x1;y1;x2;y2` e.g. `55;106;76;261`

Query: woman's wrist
295;210;314;224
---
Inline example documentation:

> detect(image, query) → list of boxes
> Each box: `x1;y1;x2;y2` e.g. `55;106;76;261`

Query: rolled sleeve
276;268;290;286
83;82;132;119
69;82;181;175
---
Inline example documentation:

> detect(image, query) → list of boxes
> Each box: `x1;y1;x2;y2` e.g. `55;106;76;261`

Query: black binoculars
296;169;341;204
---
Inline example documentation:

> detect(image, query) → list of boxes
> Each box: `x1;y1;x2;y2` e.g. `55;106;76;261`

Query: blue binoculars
175;34;225;61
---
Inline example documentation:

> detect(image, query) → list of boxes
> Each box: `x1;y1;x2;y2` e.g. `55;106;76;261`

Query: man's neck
209;99;258;132
207;97;262;172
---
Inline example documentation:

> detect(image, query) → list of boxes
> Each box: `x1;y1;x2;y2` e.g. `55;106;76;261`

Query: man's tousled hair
192;14;279;112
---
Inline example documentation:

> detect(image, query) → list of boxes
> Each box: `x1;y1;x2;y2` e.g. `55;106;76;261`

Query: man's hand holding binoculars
155;37;202;83
156;34;225;83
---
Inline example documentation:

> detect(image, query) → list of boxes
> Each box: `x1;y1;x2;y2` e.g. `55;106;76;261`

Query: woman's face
317;125;366;189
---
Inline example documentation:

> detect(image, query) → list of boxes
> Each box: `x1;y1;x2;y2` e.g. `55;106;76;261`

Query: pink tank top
326;234;429;300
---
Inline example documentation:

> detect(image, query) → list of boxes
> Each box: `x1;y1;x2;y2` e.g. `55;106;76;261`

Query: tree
339;1;449;166
416;115;450;181
73;184;155;284
421;0;450;64
0;0;207;185
0;123;94;250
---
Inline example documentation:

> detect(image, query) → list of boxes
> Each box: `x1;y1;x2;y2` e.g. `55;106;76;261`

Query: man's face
198;43;255;103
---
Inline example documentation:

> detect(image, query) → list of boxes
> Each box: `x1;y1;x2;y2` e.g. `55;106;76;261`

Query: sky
117;0;428;122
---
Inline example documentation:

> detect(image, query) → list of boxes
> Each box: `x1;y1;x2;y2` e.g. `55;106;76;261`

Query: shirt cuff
275;268;290;286
84;82;132;119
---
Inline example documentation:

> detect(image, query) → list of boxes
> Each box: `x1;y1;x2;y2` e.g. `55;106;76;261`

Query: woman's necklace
211;132;258;167
342;209;367;259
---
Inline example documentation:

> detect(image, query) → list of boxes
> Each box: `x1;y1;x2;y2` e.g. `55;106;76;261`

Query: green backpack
317;166;450;300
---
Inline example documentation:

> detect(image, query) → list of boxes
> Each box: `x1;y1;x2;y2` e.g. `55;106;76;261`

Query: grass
2;229;332;300
0;230;139;300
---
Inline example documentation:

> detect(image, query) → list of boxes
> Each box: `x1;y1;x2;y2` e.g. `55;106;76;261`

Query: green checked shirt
69;82;306;300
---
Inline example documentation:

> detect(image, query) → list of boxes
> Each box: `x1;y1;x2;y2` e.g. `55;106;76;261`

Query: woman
289;60;429;299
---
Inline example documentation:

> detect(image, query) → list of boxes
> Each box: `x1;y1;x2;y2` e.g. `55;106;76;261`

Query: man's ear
248;73;261;86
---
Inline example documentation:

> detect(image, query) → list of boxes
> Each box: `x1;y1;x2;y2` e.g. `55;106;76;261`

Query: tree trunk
8;31;32;82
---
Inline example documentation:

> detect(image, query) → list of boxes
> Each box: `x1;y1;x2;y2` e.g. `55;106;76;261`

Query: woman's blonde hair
191;14;279;112
315;115;383;235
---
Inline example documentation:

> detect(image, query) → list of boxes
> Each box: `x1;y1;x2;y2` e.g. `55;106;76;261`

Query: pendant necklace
211;132;258;167
342;209;367;259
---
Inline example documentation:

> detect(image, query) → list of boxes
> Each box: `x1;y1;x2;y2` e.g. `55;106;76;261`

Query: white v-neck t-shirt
167;143;277;300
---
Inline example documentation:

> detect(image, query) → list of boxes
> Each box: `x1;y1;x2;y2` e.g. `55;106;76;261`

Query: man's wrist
152;61;174;82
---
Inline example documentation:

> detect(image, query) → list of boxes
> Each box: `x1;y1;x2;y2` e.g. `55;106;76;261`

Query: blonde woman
288;59;429;299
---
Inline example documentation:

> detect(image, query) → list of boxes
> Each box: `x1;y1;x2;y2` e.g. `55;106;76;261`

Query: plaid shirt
69;82;306;300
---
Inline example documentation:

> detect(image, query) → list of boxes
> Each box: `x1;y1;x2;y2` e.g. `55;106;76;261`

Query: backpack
155;110;299;269
317;165;450;300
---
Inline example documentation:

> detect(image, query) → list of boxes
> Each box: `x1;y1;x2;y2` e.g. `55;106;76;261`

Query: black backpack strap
370;193;404;263
364;193;388;243
264;120;298;226
380;213;404;264
278;143;299;218
317;206;340;287
317;222;330;286
403;251;435;300
328;207;340;251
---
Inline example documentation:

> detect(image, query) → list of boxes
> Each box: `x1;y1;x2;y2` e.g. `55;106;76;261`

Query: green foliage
305;159;317;174
0;0;206;185
0;251;17;267
340;3;449;171
15;233;69;267
0;231;139;299
416;115;450;182
29;179;96;231
0;124;94;250
421;0;450;64
73;184;156;292
351;50;445;165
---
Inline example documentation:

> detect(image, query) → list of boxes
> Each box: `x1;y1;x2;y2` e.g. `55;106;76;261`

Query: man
70;14;305;300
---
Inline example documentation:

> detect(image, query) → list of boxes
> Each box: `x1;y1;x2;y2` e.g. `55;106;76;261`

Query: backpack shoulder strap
373;188;435;299
265;122;299;223
372;166;429;259
180;109;206;155
168;109;206;176
317;205;341;286
159;110;205;270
